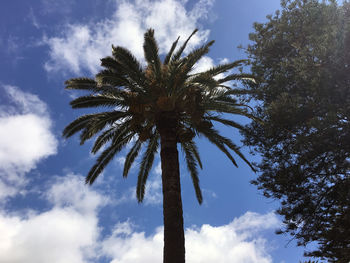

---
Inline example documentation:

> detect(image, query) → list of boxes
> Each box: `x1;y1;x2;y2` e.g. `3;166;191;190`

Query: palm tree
63;29;255;263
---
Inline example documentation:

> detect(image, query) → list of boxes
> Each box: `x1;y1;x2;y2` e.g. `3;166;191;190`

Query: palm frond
144;29;161;80
86;133;133;184
95;69;128;87
181;140;202;169
199;126;255;171
170;40;215;95
181;142;203;204
100;56;122;72
91;118;132;153
172;29;198;61
189;73;218;88
65;78;97;91
164;36;180;65
204;101;257;120
198;126;238;167
183;40;215;70
70;95;120;109
212;132;255;171
206;116;246;131
77;111;129;145
136;133;159;202
123;139;142;178
217;73;256;84
111;46;145;87
196;59;247;77
63;113;116;138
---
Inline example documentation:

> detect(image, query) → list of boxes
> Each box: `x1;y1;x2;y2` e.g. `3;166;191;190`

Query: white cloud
191;55;215;74
144;168;162;205
0;174;102;263
102;211;279;263
0;171;280;263
46;174;109;214
0;85;58;200
44;0;214;74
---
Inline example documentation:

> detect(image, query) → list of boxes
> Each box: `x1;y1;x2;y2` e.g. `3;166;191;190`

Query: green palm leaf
91;119;132;153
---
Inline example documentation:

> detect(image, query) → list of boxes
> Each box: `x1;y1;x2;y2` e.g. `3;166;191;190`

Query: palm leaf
171;41;215;96
181;142;203;204
136;133;159;202
198;126;238;167
77;111;129;145
123;139;142;178
164;36;180;65
86;133;133;184
70;95;120;109
63;113;122;138
196;59;247;77
91;119;132;153
65;78;97;91
95;69;128;87
172;29;198;61
218;73;256;84
206;116;246;131
181;140;202;169
143;29;161;80
112;46;145;86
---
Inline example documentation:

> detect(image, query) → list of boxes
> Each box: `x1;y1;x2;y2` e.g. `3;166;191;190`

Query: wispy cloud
43;0;215;75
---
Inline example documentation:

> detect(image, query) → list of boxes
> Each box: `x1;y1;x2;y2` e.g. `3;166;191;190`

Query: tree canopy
63;29;255;263
242;0;350;261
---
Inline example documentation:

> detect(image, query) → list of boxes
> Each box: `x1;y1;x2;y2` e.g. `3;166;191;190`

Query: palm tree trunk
157;113;185;263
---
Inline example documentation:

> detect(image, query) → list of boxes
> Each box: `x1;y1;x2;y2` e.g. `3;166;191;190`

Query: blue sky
0;0;317;262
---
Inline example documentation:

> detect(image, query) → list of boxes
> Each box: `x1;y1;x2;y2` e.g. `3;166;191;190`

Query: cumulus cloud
44;0;215;74
0;174;102;263
0;85;57;200
0;171;280;263
102;211;279;263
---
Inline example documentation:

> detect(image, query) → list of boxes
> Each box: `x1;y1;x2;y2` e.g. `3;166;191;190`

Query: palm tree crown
63;28;255;204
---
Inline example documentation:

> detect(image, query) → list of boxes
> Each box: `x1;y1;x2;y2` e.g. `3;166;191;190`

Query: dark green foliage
242;0;350;261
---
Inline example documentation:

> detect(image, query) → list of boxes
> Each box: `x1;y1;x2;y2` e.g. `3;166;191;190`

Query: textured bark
157;113;185;263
